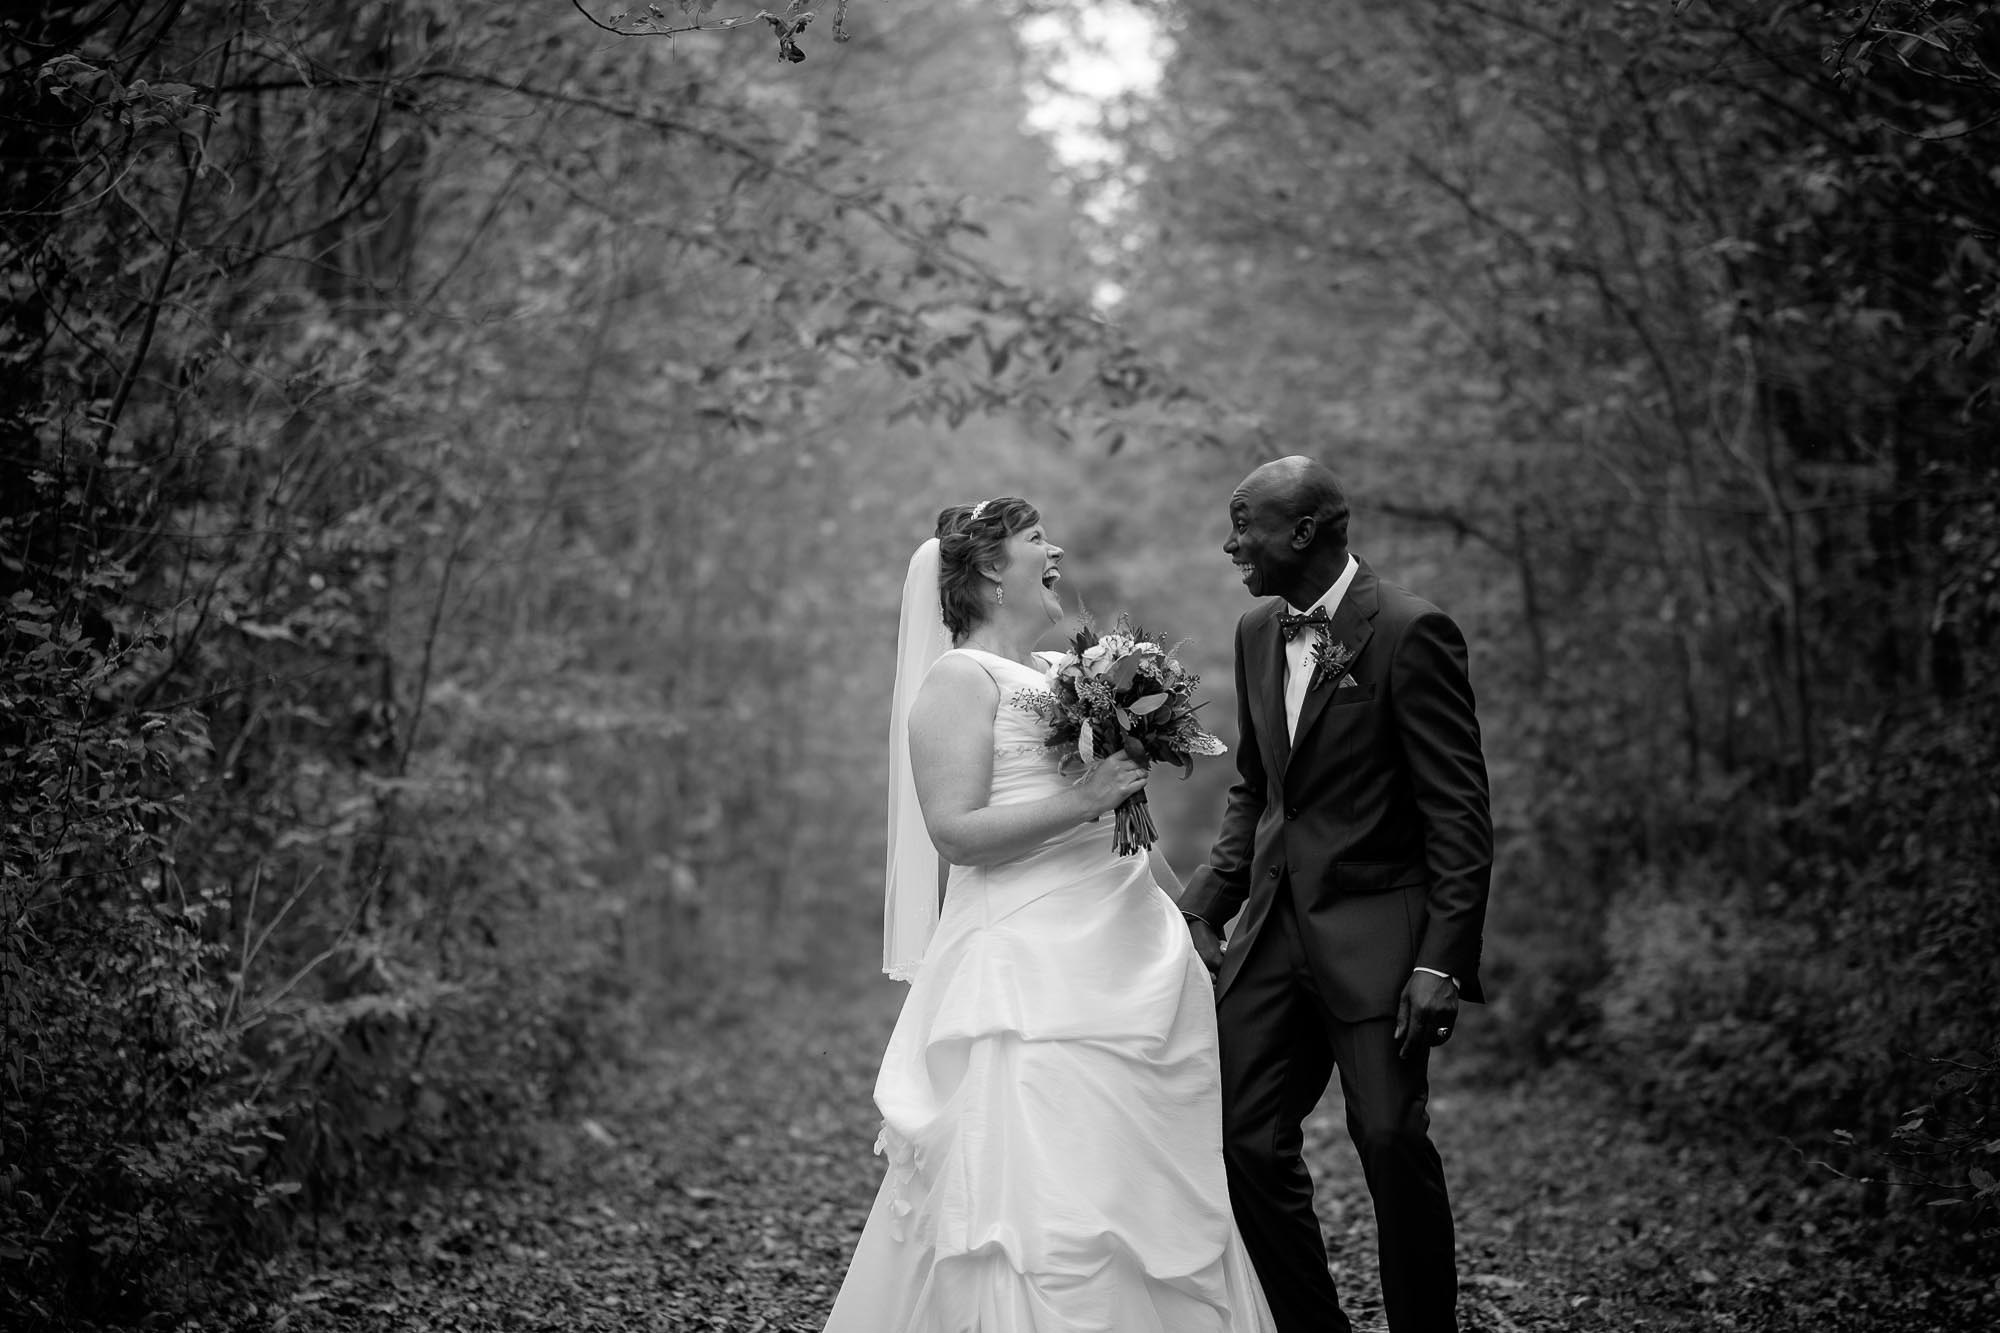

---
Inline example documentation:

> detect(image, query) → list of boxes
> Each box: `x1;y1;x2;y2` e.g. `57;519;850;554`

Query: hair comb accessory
969;500;991;521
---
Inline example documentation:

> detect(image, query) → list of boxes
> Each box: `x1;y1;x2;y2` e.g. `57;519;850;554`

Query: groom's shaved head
1242;455;1350;552
1227;455;1354;607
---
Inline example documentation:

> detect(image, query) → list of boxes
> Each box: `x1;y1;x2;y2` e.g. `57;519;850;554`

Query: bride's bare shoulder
920;650;1000;698
909;653;1000;746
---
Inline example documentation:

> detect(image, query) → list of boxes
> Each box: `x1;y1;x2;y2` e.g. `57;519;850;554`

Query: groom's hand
1395;971;1460;1059
1183;914;1224;979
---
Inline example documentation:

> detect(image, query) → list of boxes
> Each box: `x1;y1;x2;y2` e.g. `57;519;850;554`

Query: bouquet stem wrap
1114;787;1159;857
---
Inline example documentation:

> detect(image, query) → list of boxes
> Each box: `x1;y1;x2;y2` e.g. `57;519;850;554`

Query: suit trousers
1216;876;1457;1333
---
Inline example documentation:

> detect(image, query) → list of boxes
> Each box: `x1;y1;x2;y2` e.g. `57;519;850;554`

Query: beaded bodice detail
945;649;1063;788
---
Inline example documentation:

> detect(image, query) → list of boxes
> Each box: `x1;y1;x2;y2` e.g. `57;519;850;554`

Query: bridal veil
883;537;951;981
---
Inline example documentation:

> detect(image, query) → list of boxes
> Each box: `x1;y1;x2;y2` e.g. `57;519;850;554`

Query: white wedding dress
824;648;1274;1333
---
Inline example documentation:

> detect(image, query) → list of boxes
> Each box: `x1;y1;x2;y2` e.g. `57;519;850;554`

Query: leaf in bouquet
1077;719;1095;762
1122;734;1150;764
1128;692;1170;717
1187;731;1228;756
1110;653;1148;691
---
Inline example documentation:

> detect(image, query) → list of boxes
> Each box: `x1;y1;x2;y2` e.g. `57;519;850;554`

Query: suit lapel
1248;603;1291;780
1284;560;1379;774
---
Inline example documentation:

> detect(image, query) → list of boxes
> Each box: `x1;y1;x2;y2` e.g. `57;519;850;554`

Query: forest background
3;0;1996;1325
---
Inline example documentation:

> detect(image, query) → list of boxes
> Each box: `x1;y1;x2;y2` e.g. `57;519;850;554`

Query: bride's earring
994;583;1004;606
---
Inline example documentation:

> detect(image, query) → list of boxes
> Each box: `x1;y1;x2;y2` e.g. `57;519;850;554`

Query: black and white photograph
3;2;1995;1330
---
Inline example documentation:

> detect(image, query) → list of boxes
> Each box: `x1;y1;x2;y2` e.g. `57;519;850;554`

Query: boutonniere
1307;627;1356;691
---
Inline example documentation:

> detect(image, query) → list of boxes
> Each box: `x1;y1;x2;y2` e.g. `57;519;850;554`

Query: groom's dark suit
1181;557;1491;1333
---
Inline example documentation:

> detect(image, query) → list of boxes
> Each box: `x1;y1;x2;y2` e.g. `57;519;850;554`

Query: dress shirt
1283;553;1359;740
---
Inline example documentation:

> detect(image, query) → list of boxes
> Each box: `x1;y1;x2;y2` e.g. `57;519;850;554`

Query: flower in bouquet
1018;613;1228;855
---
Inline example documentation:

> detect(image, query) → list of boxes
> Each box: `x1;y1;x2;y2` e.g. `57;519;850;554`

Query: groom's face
1224;481;1304;603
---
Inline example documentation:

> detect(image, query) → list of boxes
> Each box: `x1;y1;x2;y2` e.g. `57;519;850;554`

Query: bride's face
991;521;1065;625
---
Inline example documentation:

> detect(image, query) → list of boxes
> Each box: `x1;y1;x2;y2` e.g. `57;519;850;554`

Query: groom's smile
1225;460;1347;610
1224;487;1294;603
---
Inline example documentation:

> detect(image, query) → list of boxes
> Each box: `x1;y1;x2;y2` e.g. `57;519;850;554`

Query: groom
1181;456;1492;1333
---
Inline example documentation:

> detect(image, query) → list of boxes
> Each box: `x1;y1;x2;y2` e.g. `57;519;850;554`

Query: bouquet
1019;614;1228;855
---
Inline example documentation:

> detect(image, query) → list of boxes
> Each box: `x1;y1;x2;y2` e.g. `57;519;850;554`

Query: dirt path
242;982;1986;1333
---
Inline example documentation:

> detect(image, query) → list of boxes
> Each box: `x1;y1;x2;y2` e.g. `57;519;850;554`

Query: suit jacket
1180;557;1493;1021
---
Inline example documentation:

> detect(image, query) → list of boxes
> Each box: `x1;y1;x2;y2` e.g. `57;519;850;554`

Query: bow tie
1278;607;1332;641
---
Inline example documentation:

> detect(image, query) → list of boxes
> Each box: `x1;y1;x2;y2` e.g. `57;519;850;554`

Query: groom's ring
1433;1027;1451;1040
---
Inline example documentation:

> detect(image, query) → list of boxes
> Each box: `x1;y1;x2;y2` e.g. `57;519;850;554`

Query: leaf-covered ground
210;981;1991;1332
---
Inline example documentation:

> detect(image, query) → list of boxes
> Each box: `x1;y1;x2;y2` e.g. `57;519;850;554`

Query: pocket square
1336;673;1362;689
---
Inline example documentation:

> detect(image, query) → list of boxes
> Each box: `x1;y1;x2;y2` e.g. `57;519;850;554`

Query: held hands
1075;752;1149;821
1395;969;1460;1060
1183;915;1223;978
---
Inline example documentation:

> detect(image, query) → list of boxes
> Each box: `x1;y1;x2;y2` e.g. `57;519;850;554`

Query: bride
823;498;1273;1332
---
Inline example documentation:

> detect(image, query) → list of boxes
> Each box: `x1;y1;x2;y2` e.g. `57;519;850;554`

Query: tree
1;0;1187;1316
1097;0;1999;1216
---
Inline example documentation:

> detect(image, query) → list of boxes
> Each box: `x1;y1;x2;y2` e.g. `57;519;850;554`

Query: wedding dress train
824;649;1273;1333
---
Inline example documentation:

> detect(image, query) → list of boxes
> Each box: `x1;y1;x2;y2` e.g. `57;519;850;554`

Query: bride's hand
1076;753;1148;820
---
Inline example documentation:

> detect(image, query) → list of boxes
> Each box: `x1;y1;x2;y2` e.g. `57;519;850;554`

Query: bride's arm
909;655;1143;867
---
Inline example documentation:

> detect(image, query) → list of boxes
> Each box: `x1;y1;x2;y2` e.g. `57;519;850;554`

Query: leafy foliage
1;0;1189;1320
6;0;1996;1322
1098;0;2000;1247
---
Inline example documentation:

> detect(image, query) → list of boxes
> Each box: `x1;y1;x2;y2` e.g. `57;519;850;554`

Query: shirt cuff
1412;966;1458;988
1180;909;1217;932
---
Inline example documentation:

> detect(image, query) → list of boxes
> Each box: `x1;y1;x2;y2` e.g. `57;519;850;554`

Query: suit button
1285;808;1297;820
1267;867;1280;879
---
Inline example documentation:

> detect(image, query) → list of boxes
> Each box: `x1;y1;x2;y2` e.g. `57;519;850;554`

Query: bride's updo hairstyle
934;497;1039;640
